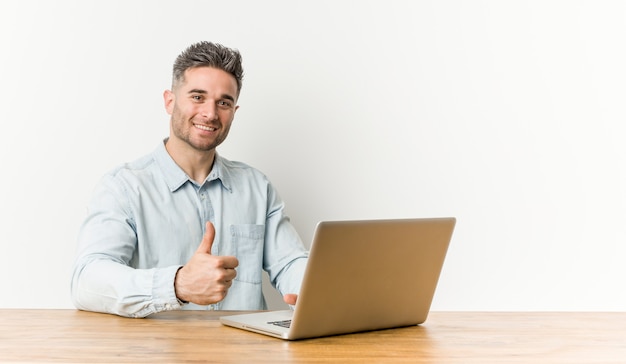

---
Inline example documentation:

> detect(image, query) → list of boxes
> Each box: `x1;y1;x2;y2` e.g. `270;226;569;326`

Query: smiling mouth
194;124;217;132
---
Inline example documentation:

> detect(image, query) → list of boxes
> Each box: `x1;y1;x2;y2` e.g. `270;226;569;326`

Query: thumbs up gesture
174;221;239;305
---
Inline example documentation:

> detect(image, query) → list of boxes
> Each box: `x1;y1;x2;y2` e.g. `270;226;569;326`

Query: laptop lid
220;217;456;340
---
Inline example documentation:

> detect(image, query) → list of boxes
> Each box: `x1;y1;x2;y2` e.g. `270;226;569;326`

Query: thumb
196;221;215;254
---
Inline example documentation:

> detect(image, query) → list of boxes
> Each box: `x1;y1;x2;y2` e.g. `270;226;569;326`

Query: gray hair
172;41;244;94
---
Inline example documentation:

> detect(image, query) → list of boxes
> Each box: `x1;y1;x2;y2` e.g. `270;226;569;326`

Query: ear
163;89;175;115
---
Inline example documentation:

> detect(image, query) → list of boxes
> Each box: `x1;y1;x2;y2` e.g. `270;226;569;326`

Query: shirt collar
153;139;232;192
208;154;233;192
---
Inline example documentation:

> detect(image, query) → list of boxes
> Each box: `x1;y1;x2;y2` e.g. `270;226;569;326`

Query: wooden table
0;310;624;363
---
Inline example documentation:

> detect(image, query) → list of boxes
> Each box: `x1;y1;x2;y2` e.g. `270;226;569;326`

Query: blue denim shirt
71;140;308;317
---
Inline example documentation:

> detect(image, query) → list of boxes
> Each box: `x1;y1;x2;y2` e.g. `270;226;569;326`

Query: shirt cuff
151;265;186;312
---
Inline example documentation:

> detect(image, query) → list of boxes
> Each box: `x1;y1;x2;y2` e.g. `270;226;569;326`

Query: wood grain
0;310;624;363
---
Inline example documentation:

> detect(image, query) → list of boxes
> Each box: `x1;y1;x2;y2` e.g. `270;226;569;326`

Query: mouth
194;123;217;132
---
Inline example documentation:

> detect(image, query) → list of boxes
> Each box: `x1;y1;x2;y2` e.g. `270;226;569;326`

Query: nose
200;102;218;121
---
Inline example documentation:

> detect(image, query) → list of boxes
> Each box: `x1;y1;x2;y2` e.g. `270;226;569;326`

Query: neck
165;138;216;184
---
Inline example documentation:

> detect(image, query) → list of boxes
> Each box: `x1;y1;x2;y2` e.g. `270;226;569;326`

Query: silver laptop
220;217;456;340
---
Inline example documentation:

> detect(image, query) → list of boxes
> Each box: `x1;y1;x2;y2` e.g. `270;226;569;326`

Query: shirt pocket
229;224;264;284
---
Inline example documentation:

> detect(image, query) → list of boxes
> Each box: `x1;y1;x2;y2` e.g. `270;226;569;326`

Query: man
71;41;308;318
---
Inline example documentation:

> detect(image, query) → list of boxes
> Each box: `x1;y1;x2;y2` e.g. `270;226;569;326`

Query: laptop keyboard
268;319;292;328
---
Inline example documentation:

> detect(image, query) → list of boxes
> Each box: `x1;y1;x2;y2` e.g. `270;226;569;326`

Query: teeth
195;124;215;131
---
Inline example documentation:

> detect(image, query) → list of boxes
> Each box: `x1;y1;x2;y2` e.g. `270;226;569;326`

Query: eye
191;94;204;102
217;100;233;108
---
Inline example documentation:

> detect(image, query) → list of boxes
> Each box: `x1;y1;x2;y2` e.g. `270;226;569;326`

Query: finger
221;266;238;282
196;221;215;255
221;256;239;270
283;294;298;305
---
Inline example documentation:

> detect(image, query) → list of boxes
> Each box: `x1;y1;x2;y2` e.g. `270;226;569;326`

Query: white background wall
1;0;624;311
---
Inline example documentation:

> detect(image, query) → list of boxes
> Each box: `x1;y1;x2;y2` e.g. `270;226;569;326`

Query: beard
169;106;231;152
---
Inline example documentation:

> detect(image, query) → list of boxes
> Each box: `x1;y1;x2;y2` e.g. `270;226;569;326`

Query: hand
283;294;298;306
174;221;239;305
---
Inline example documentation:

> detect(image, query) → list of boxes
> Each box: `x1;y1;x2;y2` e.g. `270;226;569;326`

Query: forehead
179;66;238;96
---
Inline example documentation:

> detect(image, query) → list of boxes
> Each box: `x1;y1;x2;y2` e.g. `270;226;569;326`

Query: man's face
164;67;239;152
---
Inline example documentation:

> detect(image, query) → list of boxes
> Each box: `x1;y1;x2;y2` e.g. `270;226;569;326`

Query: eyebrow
188;89;236;102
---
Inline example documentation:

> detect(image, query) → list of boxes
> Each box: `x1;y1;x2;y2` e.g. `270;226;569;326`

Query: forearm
71;258;184;318
274;255;308;297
